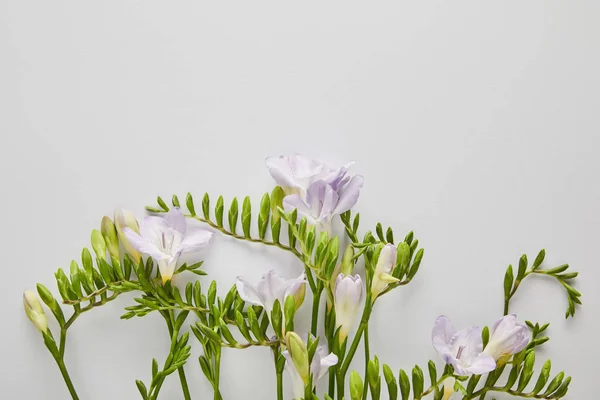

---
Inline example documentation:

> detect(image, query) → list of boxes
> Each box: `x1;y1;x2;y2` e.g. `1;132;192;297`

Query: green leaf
550;376;571;398
517;254;528;281
406;248;424;280
228;197;239;233
186;192;196;216
386;227;394;244
284;295;296;333
157;196;169;211
215;196;224;227
532;360;551;394
482;326;490;347
504;264;514;298
350;370;364;400
235;311;253;343
427;360;437;388
517;350;535;391
37;284;65;326
383;364;398;400
543;372;564;396
532;249;545;270
376;223;385;241
242;196;252;238
412;365;424;398
398;369;410;400
136;380;148;399
270;299;283;339
258;193;270;239
172;194;180;208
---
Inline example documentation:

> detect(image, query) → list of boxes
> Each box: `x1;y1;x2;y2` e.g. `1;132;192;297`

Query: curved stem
56;359;80;400
187;214;302;258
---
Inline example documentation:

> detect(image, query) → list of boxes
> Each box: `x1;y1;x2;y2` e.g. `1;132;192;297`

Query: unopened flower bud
114;209;141;263
340;245;355;276
285;331;309;383
101;216;120;259
23;290;48;333
91;229;107;260
293;282;306;311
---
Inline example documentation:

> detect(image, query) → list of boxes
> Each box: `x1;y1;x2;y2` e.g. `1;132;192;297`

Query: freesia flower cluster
24;154;580;400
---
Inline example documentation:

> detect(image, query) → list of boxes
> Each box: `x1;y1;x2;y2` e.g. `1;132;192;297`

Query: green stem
55;359;80;400
213;347;222;400
311;288;323;336
340;305;371;376
188;214;302;258
361;325;370;400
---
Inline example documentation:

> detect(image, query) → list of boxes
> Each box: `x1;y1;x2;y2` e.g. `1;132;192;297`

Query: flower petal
283;194;313;221
178;228;214;254
332;174;364;215
316;352;338;381
124;228;169;260
465;353;497;375
266;156;297;188
432;315;457;363
235;277;265;307
164;207;187;234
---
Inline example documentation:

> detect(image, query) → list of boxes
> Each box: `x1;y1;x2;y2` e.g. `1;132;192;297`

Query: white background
1;1;598;399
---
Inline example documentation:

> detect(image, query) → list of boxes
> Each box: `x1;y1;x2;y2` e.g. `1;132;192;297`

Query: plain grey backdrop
1;1;598;399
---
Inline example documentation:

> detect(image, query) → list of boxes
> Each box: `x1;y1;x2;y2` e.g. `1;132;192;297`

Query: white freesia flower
483;314;531;363
236;270;306;316
334;273;364;341
124;208;213;283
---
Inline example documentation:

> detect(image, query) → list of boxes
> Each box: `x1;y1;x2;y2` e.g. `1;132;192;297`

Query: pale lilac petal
139;216;171;244
124;228;169;260
318;184;339;221
283;194;312;220
257;270;289;311
289;154;324;180
451;326;484;358
465;353;497;375
178;228;213;254
266;156;297;188
323;161;355;191
333;174;364;215
235;277;265;307
164;207;187;234
432;316;456;363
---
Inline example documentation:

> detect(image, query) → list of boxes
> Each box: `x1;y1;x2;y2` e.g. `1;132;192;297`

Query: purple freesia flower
483;314;531;361
267;154;363;230
283;177;364;230
266;153;354;198
124;208;213;283
432;316;496;376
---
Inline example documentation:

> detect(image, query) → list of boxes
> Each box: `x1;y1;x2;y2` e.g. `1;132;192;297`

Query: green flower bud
91;229;107;261
285;331;309;383
101;216;120;259
340;245;355;276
